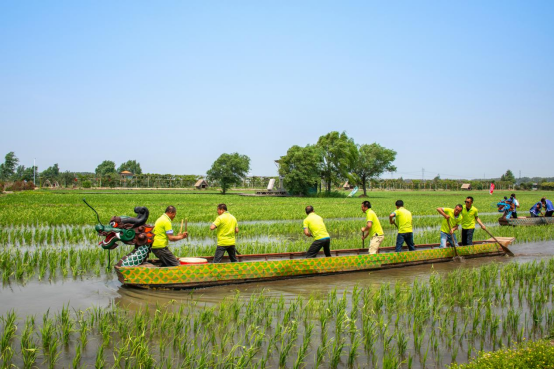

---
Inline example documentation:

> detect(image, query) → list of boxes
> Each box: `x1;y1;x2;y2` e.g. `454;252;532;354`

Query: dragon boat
85;202;515;290
115;238;514;289
498;216;554;226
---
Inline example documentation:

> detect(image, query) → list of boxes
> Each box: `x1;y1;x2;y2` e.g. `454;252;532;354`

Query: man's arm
389;213;396;225
210;224;217;230
361;221;373;239
303;228;312;237
168;232;188;241
476;216;486;230
436;207;449;219
235;227;239;234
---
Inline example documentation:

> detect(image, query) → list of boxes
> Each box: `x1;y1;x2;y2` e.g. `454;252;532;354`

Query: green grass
451;339;554;369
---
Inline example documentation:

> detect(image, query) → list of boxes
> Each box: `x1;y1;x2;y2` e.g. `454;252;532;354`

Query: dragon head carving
95;206;154;250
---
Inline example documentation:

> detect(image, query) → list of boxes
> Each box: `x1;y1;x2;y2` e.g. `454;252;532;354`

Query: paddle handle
483;227;515;257
446;218;459;256
185;218;188;232
179;219;184;234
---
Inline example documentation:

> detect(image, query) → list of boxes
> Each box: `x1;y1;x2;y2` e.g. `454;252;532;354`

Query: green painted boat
115;238;515;289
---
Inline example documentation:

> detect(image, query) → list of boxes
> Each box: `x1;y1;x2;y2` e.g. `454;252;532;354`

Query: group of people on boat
149;195;495;267
496;194;553;219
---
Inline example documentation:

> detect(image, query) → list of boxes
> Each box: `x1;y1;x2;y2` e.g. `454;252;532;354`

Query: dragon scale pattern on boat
117;243;503;287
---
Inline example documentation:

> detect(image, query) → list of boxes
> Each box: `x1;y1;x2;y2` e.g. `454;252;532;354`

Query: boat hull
116;241;511;289
498;216;554;226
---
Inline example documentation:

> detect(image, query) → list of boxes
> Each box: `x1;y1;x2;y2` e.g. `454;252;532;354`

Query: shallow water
2;240;552;317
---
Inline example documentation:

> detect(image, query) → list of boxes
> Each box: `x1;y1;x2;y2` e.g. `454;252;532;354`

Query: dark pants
461;228;475;246
152;247;180;267
512;211;518;218
305;238;331;258
213;245;238;263
546;211;554;217
395;232;415;252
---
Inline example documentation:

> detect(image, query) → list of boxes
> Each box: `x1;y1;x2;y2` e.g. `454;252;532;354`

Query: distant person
302;206;331;258
361;201;384;254
497;197;515;220
436;205;463;248
541;198;554;217
510;193;520;218
152;206;188;267
460;196;487;246
210;203;239;263
389;200;415;252
530;201;543;217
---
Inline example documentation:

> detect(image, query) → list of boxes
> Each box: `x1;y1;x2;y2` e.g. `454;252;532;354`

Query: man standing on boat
530;201;543;217
541;198;554;217
303;206;331;258
436;205;463;248
460;196;487;246
210;203;239;263
152;206;188;267
361;201;384;254
389;200;415;252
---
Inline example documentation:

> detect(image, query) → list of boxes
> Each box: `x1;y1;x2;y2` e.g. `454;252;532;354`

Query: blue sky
1;0;553;179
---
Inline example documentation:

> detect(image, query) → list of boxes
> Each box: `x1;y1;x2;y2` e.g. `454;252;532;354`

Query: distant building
343;181;354;190
461;183;472;190
195;179;209;189
120;171;133;180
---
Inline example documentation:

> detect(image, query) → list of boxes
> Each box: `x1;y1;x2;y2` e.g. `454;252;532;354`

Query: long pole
33;158;36;184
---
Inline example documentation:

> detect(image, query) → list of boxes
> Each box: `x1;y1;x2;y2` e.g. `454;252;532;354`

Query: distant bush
82;180;92;189
540;182;554;191
451;339;554;369
5;181;35;191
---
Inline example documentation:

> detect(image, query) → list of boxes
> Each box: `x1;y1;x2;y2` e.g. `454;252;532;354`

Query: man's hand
361;227;366;233
179;232;188;239
444;214;450;220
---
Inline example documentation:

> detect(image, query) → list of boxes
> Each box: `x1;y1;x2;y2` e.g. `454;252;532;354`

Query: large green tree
0;152;19;180
207;153;250;194
117;160;142;175
278;145;322;195
316;131;357;192
350;143;397;196
95;160;117;176
501;169;516;183
41;164;60;180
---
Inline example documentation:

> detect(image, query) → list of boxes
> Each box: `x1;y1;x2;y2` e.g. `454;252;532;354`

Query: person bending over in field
210;203;239;263
436;204;462;248
303;206;331;258
152;206;188;267
361;201;384;254
530;201;543;217
389;200;415;252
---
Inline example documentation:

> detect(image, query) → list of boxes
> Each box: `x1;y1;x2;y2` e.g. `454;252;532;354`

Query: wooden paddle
483;227;515;257
447;218;463;262
362;231;365;249
179;219;184;234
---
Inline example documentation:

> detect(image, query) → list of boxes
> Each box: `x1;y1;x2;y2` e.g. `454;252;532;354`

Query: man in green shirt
389;200;415;252
436;204;463;248
209;203;239;263
461;196;487;246
361;200;384;254
152;206;188;267
303;206;331;258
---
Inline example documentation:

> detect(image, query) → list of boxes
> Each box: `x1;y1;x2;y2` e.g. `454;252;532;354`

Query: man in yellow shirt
436;204;463;248
461;196;487;246
209;203;239;263
361;201;384;254
389;200;415;252
152;206;188;267
302;206;331;258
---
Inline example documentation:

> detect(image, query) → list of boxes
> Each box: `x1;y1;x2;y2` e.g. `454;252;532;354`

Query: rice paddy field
1;189;553;368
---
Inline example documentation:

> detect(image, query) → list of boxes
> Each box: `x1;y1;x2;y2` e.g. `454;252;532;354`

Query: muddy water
2;240;553;317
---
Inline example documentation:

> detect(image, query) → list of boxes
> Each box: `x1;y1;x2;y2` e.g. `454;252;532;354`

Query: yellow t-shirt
302;213;330;240
365;209;384;236
440;208;462;234
152;214;173;249
392;207;413;233
461;206;479;229
213;212;238;247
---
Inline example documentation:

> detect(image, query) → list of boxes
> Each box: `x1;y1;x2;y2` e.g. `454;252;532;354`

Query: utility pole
33;158;36;184
519;170;521;179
